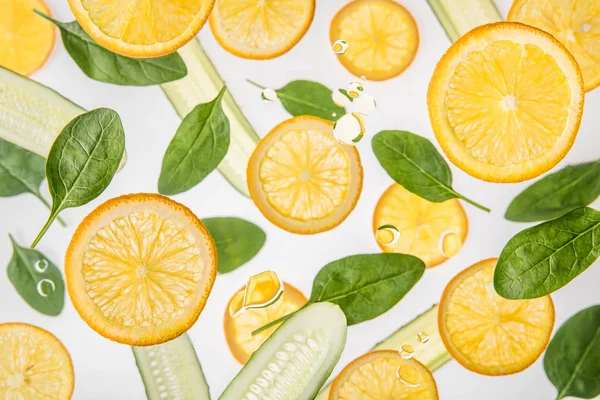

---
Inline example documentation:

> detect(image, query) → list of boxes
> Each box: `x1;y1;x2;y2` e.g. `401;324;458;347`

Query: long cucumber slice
219;302;347;400
426;0;503;42
132;333;211;400
315;304;450;400
161;39;260;197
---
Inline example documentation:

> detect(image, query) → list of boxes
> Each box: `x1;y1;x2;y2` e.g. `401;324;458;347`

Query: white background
1;0;599;399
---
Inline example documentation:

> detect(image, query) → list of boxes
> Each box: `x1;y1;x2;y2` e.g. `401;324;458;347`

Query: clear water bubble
34;259;48;273
375;225;400;246
332;39;349;55
261;88;277;102
360;75;367;81
417;330;430;344
36;279;56;297
353;93;377;115
346;81;364;99
399;344;415;359
581;23;591;33
332;112;337;118
439;232;462;257
333;112;365;145
397;365;422;388
332;90;352;108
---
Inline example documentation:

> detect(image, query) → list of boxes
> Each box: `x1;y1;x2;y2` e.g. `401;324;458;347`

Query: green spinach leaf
372;130;489;212
544;305;600;399
7;234;64;316
32;108;125;247
506;161;600;222
159;86;230;195
495;207;600;299
203;217;266;274
36;11;187;86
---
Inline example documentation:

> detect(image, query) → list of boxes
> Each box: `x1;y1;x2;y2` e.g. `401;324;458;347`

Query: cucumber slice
426;0;503;42
315;304;450;400
161;39;260;197
219;302;347;400
132;333;211;400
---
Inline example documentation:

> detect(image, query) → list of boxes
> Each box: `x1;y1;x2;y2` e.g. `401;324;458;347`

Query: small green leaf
506;161;600;222
7;235;64;316
158;86;230;195
372;130;489;212
495;207;600;299
544;305;600;400
202;217;266;274
32;108;125;247
36;11;187;86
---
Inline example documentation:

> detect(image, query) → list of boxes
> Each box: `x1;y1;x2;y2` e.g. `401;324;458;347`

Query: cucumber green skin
132;333;211;400
426;0;503;42
161;39;260;198
219;302;347;400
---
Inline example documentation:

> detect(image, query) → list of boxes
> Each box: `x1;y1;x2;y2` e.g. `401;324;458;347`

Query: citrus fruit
508;0;600;92
329;350;438;399
373;183;468;268
248;116;363;234
224;282;307;364
67;0;215;57
0;323;74;399
439;258;555;375
0;0;55;75
210;0;315;59
428;22;584;183
330;0;419;81
65;193;217;346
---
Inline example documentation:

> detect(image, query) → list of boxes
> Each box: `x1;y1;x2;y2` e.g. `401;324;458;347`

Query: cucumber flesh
219;302;347;400
161;39;260;197
132;333;210;400
426;0;503;42
315;304;450;400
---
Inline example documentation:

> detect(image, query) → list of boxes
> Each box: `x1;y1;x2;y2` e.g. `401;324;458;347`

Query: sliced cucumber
315;304;450;400
132;333;211;400
161;39;260;197
219;302;347;400
426;0;503;42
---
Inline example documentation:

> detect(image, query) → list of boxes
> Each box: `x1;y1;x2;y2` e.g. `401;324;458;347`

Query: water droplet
34;259;48;273
346;81;364;98
399;344;415;359
439;232;462;257
353;94;377;115
360;75;367;81
397;365;422;387
332;90;351;108
375;225;400;246
333;112;365;145
332;112;337;117
580;23;591;33
261;88;277;102
417;330;430;344
332;39;349;54
36;279;55;297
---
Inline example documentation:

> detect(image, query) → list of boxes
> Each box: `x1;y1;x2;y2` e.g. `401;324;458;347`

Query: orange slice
428;22;584;183
67;0;215;57
329;350;438;399
373;184;468;268
248;116;363;234
224;282;307;364
210;0;315;59
330;0;419;81
439;258;555;375
509;0;600;92
0;323;74;399
0;0;55;75
66;193;217;346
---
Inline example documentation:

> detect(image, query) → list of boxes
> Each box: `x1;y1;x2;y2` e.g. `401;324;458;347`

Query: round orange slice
210;0;315;59
0;0;55;75
66;193;217;346
248;116;363;234
330;0;419;81
224;282;307;364
329;350;438;399
373;183;468;268
67;0;215;57
509;0;600;92
439;258;555;375
0;323;74;399
428;22;584;183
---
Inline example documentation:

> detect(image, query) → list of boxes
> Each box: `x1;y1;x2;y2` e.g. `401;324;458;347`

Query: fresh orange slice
0;0;55;75
329;350;438;399
0;323;74;399
67;0;215;57
428;22;584;183
66;193;217;346
224;282;307;364
439;258;555;375
248;116;363;234
509;0;600;92
210;0;315;59
373;184;468;268
330;0;419;81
